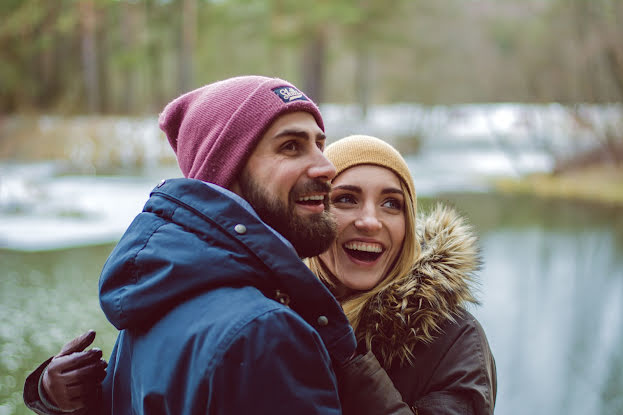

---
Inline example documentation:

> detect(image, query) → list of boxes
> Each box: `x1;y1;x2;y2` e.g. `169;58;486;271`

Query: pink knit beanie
159;75;324;189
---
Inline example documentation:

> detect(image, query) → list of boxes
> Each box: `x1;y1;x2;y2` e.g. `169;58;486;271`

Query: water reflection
0;194;622;415
424;194;623;415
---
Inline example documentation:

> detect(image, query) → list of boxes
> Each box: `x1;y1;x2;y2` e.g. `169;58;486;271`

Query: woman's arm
412;315;497;415
335;350;413;415
23;331;107;415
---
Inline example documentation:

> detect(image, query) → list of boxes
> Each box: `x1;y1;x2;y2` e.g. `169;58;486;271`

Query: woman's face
319;165;406;291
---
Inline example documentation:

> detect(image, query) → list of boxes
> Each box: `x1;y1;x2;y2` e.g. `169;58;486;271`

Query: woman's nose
354;209;382;233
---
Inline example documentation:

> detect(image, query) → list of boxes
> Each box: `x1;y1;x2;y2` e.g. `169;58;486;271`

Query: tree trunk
80;0;100;113
146;0;165;111
604;42;623;100
301;26;327;104
38;4;59;109
179;0;197;93
355;39;371;119
120;2;138;112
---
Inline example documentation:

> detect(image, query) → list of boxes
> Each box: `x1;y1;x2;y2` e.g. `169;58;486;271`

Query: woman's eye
382;198;402;210
332;194;357;205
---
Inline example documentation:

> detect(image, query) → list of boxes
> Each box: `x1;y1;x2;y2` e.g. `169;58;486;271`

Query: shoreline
494;165;623;208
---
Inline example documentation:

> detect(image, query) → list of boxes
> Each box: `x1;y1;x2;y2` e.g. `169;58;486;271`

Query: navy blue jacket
98;178;356;414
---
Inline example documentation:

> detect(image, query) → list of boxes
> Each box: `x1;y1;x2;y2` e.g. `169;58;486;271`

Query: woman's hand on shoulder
42;330;107;411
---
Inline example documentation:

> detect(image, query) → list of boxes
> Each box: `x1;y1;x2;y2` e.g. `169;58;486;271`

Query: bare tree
179;0;197;93
301;25;328;103
79;0;100;113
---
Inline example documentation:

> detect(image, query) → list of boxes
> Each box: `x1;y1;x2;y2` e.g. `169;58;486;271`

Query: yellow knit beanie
324;135;416;201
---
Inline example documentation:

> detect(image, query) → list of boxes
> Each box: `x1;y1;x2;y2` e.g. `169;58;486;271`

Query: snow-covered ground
1;103;619;251
0;163;172;251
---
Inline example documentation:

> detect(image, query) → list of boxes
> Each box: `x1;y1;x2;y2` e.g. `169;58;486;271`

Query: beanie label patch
272;86;308;103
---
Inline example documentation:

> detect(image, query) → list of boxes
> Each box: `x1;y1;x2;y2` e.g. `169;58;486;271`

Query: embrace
24;75;496;415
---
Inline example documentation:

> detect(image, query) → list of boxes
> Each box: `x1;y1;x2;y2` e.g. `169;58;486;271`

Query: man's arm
210;308;343;415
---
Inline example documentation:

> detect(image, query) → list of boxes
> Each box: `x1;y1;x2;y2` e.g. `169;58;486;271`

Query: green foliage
1;0;623;113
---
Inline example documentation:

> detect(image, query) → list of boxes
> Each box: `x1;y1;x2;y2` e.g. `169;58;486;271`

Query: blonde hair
306;135;421;339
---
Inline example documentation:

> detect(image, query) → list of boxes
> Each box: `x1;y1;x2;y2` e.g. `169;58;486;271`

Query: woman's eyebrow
381;188;404;196
331;185;403;196
331;184;361;193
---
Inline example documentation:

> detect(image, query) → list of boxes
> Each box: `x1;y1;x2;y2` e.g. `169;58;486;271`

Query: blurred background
1;0;622;414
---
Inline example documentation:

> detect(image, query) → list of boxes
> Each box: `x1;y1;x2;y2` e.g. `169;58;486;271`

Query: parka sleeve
23;358;90;415
209;308;343;415
335;350;413;415
413;316;497;415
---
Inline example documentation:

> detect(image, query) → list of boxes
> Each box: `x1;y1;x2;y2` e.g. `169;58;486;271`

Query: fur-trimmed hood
358;204;481;368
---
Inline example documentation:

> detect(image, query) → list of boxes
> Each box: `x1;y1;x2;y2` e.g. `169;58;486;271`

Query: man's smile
295;194;326;213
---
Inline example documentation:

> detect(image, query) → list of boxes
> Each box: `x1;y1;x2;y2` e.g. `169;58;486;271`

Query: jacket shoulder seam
131;207;180;279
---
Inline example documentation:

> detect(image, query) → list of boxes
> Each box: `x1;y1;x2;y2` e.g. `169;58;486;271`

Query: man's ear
230;165;250;197
229;179;242;197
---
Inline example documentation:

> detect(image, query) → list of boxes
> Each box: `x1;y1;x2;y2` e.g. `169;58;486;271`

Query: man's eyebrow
273;129;326;141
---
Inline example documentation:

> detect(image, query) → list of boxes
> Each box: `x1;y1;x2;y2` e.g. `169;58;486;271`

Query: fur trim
358;204;481;368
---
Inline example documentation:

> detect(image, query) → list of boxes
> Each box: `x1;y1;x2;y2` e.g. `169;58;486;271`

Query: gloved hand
41;330;107;411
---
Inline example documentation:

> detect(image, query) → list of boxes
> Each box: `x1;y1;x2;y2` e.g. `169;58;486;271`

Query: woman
317;135;496;414
24;135;496;415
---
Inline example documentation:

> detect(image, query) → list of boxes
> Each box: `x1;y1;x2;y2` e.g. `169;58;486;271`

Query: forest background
2;0;623;114
3;0;623;202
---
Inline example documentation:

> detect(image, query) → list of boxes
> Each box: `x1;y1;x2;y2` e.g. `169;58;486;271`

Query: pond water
1;191;621;415
438;193;623;415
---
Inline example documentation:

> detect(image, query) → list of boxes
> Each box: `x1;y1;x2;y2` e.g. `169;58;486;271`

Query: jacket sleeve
335;351;413;415
413;317;497;415
23;358;89;415
210;308;343;415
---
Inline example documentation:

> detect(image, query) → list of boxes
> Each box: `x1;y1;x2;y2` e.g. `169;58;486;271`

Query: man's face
232;111;337;258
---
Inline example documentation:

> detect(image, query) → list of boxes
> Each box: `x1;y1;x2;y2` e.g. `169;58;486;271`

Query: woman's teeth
343;241;384;262
344;241;383;253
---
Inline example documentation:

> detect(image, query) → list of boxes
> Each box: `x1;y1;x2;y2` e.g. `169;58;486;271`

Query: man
25;76;357;414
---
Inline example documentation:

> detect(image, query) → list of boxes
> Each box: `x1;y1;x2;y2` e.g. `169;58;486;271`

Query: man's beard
239;172;337;259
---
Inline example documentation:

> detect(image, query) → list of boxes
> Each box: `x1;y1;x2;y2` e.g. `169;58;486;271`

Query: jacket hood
359;204;481;368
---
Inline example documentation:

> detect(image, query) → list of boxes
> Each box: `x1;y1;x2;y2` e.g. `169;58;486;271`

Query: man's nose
307;150;336;181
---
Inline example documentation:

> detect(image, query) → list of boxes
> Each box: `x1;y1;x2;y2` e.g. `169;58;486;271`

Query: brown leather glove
40;330;107;411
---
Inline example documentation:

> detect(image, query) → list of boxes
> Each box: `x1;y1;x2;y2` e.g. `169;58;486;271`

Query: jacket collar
199;181;296;252
151;178;356;364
